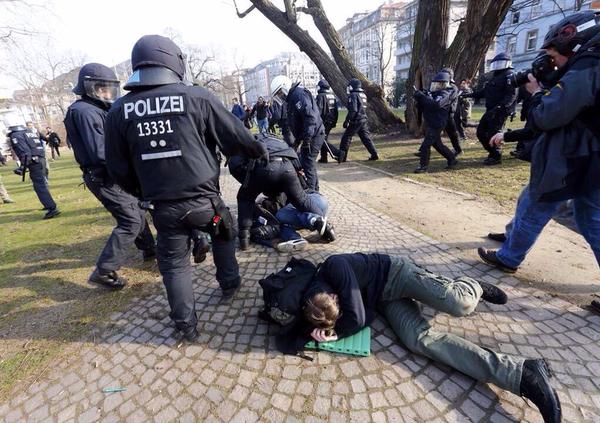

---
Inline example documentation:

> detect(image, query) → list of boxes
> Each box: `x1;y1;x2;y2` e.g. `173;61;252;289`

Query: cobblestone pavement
2;173;600;423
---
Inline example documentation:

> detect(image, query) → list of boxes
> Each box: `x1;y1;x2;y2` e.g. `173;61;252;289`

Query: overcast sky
0;0;386;95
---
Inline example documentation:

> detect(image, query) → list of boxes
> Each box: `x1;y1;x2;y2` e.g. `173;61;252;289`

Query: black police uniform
230;135;325;240
286;84;325;191
9;126;58;214
316;84;339;163
339;80;378;162
269;100;295;147
105;79;266;334
414;89;456;170
444;83;462;155
64;97;156;273
471;69;517;162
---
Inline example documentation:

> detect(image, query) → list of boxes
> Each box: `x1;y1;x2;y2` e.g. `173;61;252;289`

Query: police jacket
286;84;324;142
445;83;460;114
64;98;109;169
529;36;600;202
471;69;517;113
8;127;45;162
414;89;452;130
316;88;338;128
105;83;267;201
345;88;368;124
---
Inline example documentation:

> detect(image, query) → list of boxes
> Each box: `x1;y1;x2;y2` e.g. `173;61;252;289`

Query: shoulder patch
295;101;302;110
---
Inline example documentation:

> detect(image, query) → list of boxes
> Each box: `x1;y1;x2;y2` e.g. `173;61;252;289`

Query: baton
21;156;28;182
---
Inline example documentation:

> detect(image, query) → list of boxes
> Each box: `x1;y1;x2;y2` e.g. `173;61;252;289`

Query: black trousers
83;171;155;272
50;144;60;159
454;109;466;139
299;132;325;191
151;195;240;331
476;108;508;160
319;124;339;161
339;121;378;158
419;127;455;168
445;113;462;153
29;158;56;210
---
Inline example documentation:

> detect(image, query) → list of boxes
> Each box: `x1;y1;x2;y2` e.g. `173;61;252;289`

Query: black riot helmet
348;78;362;90
440;67;455;84
490;52;513;71
124;35;187;90
541;11;600;56
430;71;450;92
317;79;330;90
73;63;120;107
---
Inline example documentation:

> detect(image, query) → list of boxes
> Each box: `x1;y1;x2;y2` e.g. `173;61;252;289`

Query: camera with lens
509;53;558;88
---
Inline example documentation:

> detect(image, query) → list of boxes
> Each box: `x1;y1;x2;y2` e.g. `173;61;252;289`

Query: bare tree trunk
236;0;402;132
443;0;513;82
405;0;450;135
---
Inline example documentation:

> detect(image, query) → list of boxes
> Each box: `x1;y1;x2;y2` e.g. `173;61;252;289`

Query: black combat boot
181;326;199;342
520;359;561;423
88;268;127;290
446;157;458;169
239;230;251;251
337;150;347;163
192;235;211;264
478;281;508;304
413;166;428;174
221;277;241;300
483;156;502;166
43;208;61;219
368;155;379;161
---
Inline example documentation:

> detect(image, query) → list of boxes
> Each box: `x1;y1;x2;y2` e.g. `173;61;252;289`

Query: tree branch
232;0;256;18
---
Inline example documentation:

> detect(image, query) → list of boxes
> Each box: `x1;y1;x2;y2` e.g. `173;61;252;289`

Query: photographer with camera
478;12;600;281
464;53;517;165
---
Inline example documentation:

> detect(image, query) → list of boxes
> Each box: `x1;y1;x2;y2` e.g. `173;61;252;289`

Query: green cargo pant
378;256;523;394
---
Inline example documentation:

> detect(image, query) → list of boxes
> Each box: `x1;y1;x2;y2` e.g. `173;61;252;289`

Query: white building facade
338;2;406;95
242;52;321;104
495;0;595;71
394;0;471;80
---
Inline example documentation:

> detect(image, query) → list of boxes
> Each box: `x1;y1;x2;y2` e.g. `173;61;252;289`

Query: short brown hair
303;293;339;330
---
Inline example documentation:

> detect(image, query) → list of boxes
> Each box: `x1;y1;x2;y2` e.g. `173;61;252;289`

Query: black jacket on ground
303;253;391;338
64;98;109;169
105;83;266;201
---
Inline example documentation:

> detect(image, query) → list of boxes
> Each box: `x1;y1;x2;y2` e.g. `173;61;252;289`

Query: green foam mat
305;327;371;357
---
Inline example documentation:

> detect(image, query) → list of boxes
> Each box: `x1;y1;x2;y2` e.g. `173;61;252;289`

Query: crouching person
230;133;335;252
303;253;561;423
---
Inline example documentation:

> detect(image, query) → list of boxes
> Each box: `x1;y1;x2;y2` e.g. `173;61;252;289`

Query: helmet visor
430;81;448;91
83;79;120;104
490;59;512;71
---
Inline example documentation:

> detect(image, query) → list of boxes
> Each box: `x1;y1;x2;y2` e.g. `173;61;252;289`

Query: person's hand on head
311;328;338;343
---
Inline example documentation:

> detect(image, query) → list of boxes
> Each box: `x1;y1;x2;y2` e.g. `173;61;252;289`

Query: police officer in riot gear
230;133;335;251
7;116;60;218
440;68;463;156
338;78;379;163
315;79;339;163
105;35;267;341
464;53;517;165
271;75;325;191
413;72;458;173
64;63;156;290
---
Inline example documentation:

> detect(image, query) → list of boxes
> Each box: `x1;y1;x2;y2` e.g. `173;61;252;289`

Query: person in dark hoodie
337;78;379;163
412;72;458;173
301;252;561;423
478;11;600;276
64;63;157;290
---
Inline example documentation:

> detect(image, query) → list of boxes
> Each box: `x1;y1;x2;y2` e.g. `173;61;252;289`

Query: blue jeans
497;185;600;268
257;118;269;133
276;193;328;241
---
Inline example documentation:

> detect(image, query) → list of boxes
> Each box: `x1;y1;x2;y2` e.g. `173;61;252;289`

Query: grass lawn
0;152;161;399
329;107;530;208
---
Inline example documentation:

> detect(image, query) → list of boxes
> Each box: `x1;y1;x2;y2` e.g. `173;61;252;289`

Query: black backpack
258;257;318;327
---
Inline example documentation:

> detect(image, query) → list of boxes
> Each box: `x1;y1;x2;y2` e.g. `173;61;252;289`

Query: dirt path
318;161;600;307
